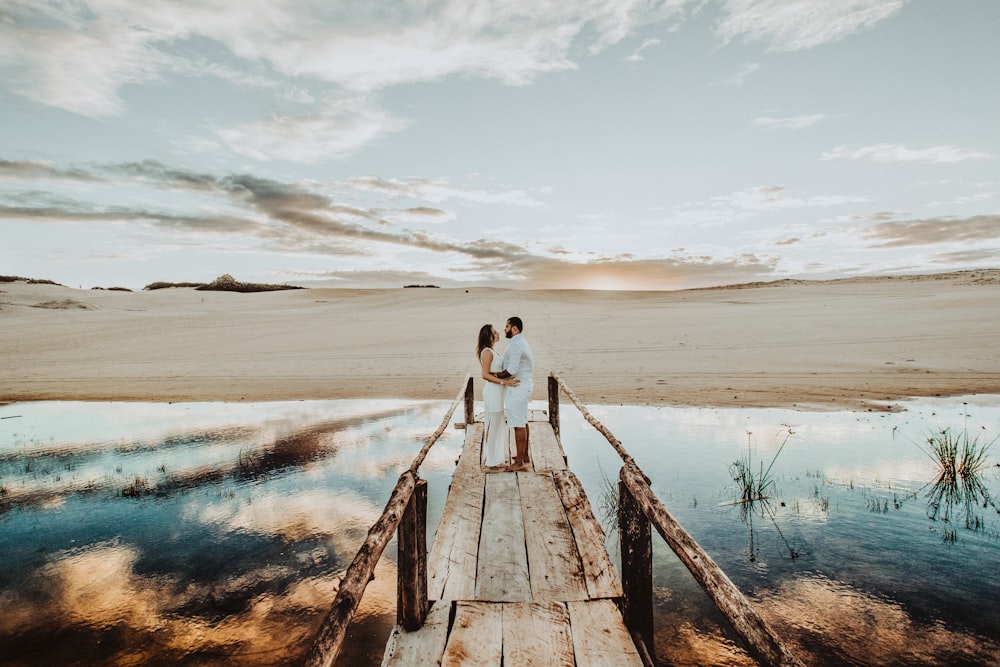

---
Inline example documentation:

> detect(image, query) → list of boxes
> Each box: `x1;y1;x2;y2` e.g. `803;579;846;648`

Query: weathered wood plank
476;473;531;602
567;599;644;667
455;420;485;477
442;601;503;667
551;470;622;600
503;602;575;667
428;424;485;601
526;423;567;472
528;409;548;422
621;462;804;667
381;600;452;667
517;472;588;601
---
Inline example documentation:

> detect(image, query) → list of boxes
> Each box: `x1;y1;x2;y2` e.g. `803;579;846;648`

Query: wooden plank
381;600;452;667
428;424;485;601
621;462;804;667
551;470;623;600
526;423;568;472
476;473;531;602
567;599;644;667
517;472;588;601
528;409;548;422
456;420;485;477
442;601;502;667
503;602;575;667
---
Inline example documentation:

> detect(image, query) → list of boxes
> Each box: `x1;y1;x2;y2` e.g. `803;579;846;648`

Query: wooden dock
305;374;802;667
382;410;644;666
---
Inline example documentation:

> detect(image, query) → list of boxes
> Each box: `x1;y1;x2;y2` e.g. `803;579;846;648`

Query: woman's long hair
476;324;495;359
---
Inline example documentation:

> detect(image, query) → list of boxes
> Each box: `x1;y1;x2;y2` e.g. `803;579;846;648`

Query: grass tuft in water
596;459;620;537
121;476;150;498
920;416;1000;532
729;427;793;504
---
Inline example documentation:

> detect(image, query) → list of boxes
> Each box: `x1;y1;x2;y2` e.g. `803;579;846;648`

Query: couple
476;316;534;472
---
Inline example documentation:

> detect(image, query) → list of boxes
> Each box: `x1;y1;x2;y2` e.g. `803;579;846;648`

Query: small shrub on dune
195;274;303;293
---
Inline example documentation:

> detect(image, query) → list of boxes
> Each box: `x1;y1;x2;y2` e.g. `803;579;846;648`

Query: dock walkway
381;410;644;666
306;374;802;667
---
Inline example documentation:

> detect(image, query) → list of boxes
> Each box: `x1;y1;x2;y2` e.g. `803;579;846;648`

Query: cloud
0;3;167;116
0;159;105;183
863;214;1000;248
207;97;411;163
926;192;995;208
0;160;545;265
532;254;778;289
342;176;546;207
669;185;871;227
826;211;907;223
715;0;906;51
0;0;688;117
715;61;760;86
930;248;1000;265
821;144;992;164
625;38;662;62
752;114;828;130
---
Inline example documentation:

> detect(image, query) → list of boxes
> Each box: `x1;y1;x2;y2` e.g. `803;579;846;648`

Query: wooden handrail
304;374;472;667
549;372;643;473
409;374;473;473
303;470;418;667
552;371;803;667
620;463;803;667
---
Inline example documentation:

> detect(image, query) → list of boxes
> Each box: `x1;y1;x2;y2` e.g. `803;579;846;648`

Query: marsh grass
596;459;620;537
727;427;801;560
121;476;150;498
729;427;792;504
920;420;1000;531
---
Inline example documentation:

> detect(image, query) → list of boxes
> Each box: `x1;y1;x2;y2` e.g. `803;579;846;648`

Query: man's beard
505;330;513;339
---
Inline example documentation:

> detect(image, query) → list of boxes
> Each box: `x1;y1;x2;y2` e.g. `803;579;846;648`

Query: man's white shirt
504;333;533;382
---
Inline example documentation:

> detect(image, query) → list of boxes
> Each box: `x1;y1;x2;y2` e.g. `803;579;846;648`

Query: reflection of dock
305;374;803;667
385;410;642;665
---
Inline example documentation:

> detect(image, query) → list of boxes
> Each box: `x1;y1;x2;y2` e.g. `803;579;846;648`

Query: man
498;316;533;471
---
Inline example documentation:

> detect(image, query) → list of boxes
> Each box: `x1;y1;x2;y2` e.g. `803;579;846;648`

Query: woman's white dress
481;347;508;467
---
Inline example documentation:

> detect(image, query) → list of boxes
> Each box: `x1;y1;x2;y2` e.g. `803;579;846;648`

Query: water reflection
0;400;461;666
3;397;1000;666
562;397;1000;667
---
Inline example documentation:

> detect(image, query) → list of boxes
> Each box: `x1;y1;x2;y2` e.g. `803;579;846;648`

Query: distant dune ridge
1;270;999;409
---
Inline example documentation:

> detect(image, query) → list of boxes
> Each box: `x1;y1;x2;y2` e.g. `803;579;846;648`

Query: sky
1;0;998;291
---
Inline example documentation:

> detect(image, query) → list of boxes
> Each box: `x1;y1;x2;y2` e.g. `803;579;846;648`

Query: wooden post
464;375;475;426
548;374;560;438
397;478;428;631
619;463;804;667
619;471;654;659
304;471;417;667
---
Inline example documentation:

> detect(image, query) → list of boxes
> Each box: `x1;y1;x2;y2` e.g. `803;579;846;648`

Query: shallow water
1;397;999;666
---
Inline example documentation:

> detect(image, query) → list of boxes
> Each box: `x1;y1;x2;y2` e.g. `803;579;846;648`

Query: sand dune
1;271;999;410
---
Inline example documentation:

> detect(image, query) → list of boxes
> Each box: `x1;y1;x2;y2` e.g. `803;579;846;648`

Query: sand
1;271;999;410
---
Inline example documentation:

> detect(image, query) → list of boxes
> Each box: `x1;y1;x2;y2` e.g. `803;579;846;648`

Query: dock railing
548;372;804;667
303;373;474;667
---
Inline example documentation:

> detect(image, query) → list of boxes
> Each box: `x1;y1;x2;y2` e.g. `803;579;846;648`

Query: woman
476;324;518;469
